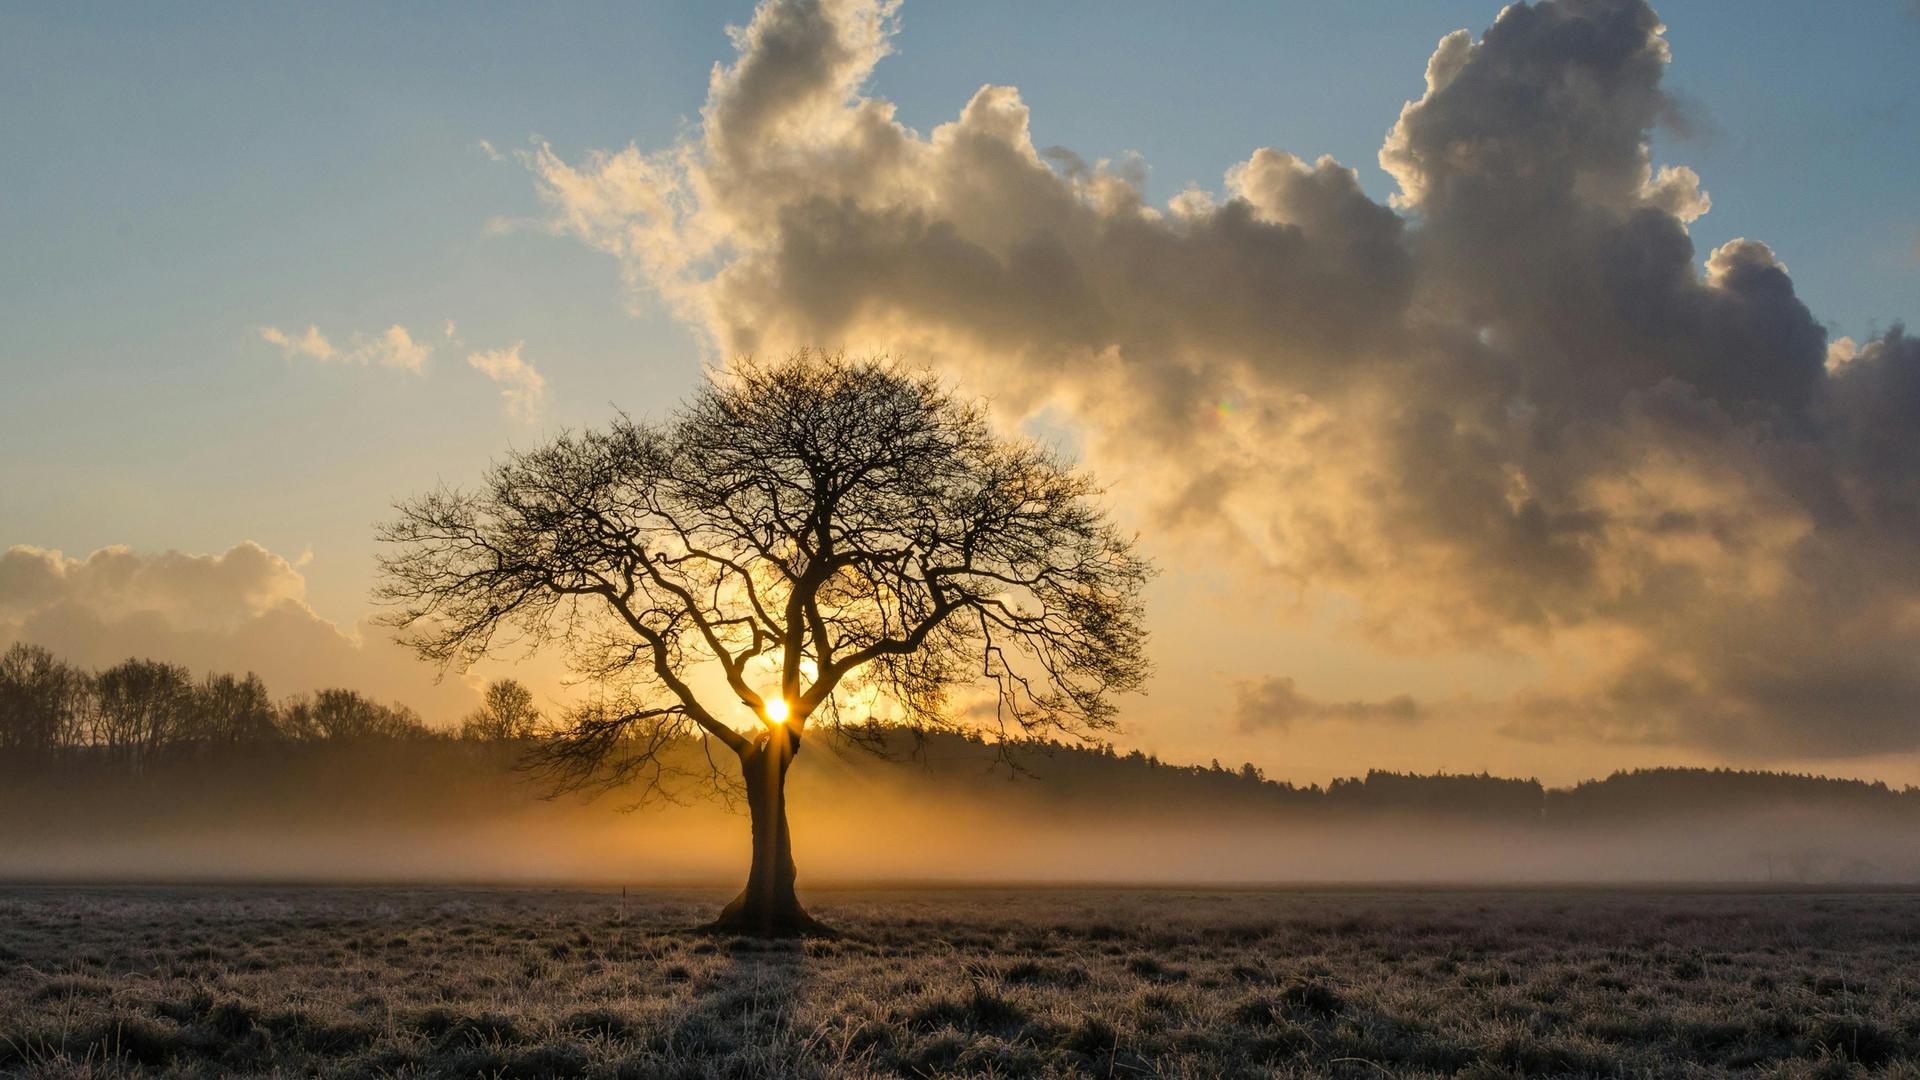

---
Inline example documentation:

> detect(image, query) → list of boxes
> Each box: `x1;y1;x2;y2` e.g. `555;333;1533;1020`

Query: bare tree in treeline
460;680;543;741
0;644;86;755
92;659;196;771
378;351;1153;934
0;643;546;769
279;688;428;742
196;673;280;744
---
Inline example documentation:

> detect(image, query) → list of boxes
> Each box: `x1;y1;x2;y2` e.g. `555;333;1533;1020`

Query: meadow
3;886;1919;1078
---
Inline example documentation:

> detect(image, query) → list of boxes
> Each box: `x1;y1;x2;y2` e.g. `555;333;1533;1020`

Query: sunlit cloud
257;318;545;419
259;322;433;374
467;342;547;420
523;0;1920;762
259;324;334;362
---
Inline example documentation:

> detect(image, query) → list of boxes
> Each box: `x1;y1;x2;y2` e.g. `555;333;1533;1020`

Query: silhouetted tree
91;658;195;771
459;679;542;741
279;689;429;741
378;352;1151;934
192;672;280;745
0;643;86;756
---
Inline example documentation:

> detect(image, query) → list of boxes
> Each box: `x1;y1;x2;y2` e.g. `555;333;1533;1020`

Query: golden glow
764;697;790;724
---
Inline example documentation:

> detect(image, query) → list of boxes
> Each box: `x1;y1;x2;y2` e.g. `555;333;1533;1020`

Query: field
3;887;1919;1078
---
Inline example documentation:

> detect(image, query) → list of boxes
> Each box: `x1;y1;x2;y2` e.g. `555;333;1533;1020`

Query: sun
764;697;790;724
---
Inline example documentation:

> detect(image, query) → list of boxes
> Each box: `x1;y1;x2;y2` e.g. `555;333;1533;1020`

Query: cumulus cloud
467;342;547;420
259;323;432;373
526;0;1920;760
1233;676;1422;733
0;543;477;719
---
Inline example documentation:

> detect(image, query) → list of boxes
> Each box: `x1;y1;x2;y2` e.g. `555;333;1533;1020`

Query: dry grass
3;886;1919;1077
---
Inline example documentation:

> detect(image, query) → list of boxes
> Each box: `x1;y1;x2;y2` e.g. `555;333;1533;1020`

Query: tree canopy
378;352;1151;791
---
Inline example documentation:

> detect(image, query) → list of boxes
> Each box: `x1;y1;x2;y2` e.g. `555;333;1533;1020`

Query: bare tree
90;658;194;772
0;643;86;757
278;689;430;742
459;679;542;741
378;352;1151;934
192;672;280;745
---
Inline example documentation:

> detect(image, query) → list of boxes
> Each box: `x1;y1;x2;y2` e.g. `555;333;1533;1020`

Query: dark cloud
530;0;1920;760
1234;676;1422;733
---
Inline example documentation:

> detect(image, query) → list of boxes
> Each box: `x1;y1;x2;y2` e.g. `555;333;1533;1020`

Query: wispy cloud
467;342;546;420
258;324;334;362
358;325;432;373
259;321;544;419
259;323;432;374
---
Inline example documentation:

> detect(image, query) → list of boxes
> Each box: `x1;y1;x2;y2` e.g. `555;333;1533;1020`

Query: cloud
467;342;547;420
259;323;432;373
0;543;477;719
1233;676;1422;733
526;0;1920;761
258;320;546;419
362;325;432;373
259;324;333;362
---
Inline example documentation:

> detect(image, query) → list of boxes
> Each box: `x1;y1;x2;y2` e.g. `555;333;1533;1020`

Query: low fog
4;737;1914;886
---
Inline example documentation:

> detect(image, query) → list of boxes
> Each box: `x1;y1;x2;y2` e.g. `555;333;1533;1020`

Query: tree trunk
708;727;830;936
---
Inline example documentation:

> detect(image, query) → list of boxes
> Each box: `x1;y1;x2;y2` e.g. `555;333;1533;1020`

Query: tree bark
707;726;830;936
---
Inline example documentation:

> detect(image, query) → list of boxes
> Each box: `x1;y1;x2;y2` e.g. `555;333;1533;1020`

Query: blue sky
3;1;1917;780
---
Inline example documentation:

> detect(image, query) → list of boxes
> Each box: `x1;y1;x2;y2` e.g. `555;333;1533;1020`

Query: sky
2;0;1917;786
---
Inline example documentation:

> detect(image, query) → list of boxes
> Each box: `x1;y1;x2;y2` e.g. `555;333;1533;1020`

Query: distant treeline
0;643;539;770
4;644;1918;827
979;740;1920;825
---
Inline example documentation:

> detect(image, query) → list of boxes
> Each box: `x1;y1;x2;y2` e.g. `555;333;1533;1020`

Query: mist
5;737;1913;887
